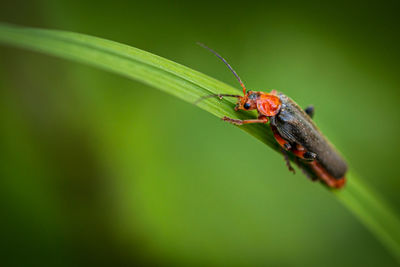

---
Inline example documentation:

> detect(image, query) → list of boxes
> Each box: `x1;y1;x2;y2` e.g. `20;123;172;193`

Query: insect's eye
244;103;251;109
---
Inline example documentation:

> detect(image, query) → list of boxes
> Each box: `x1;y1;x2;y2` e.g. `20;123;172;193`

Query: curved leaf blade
0;23;399;262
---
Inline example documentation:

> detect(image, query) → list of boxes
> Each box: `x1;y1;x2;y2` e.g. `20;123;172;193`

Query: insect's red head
236;90;282;117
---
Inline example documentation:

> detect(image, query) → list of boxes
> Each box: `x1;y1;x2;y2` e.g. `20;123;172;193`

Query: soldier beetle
196;43;347;188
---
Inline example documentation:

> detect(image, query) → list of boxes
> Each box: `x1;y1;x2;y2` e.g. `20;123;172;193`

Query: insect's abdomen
272;94;347;179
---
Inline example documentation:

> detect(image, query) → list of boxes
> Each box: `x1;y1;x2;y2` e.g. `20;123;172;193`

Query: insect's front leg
222;115;269;125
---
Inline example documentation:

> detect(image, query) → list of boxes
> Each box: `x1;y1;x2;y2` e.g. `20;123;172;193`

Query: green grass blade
336;173;400;261
0;23;399;262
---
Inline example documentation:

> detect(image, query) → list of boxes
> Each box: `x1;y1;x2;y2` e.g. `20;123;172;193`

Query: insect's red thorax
257;93;282;116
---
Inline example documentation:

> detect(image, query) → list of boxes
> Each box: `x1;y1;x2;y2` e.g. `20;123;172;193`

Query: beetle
197;43;347;188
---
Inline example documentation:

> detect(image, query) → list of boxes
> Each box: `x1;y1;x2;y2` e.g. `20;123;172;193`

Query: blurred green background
1;0;400;266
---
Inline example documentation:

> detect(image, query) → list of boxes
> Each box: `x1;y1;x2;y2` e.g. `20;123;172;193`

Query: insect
196;43;347;188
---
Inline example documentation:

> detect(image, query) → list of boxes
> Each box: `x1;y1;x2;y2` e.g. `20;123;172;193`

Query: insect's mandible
196;43;347;189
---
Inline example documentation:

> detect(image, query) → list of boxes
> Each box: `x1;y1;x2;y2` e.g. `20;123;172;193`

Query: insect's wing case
272;94;348;179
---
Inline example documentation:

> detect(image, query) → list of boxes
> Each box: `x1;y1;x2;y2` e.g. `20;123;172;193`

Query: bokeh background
1;0;400;266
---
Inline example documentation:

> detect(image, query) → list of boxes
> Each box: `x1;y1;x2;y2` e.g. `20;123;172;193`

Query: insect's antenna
197;42;247;95
194;94;241;105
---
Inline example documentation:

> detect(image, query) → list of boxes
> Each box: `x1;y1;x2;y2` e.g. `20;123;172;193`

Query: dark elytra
270;93;348;179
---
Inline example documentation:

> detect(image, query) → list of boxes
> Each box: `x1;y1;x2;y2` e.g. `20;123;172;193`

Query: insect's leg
280;148;295;174
292;144;317;161
271;127;317;161
271;127;296;173
293;157;318;181
271;126;292;151
222;116;268;126
304;105;314;118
